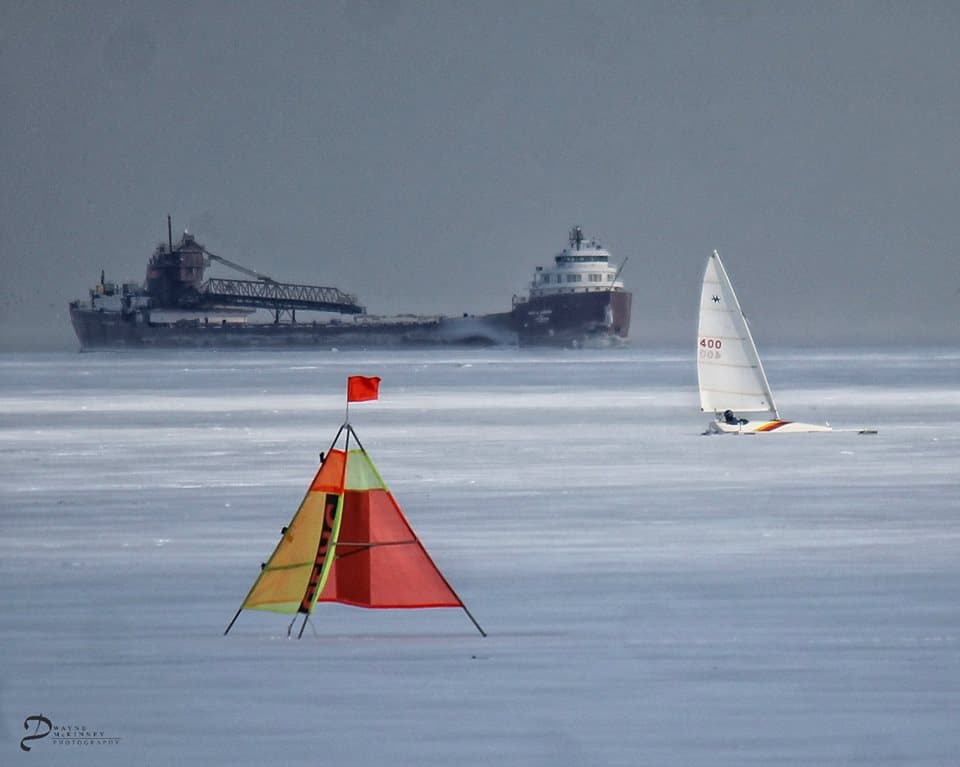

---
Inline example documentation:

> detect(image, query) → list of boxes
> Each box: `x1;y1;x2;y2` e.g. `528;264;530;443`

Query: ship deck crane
159;216;365;317
202;249;276;283
197;248;364;317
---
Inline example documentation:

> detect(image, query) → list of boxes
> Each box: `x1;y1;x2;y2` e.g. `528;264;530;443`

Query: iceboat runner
697;250;832;435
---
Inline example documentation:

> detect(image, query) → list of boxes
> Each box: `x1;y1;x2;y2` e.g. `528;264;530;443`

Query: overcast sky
2;1;958;350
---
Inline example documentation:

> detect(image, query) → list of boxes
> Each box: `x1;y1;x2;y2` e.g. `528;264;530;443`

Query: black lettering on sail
299;493;340;613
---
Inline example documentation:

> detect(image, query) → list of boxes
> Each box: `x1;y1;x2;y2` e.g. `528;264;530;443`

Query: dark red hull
69;292;631;350
68;304;519;350
511;290;632;347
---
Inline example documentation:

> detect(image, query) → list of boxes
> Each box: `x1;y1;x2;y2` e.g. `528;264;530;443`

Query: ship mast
569;226;584;251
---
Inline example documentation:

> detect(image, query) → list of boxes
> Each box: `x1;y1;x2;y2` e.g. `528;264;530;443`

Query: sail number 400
699;338;722;359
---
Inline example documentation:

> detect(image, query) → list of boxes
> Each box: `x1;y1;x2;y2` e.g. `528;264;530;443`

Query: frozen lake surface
1;347;958;765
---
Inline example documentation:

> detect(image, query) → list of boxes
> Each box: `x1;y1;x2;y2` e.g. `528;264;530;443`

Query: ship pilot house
528;227;626;299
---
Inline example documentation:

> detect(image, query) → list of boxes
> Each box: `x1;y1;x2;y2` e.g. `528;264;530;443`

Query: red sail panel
317;489;462;609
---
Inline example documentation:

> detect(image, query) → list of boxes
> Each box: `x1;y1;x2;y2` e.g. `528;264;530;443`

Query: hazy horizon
2;1;958;351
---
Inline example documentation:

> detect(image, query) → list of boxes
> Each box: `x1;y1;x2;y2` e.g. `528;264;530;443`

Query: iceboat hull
704;418;832;435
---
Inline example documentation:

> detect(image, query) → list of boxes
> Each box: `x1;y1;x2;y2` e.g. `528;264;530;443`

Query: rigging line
332;541;418;564
260;560;315;572
336;539;417;548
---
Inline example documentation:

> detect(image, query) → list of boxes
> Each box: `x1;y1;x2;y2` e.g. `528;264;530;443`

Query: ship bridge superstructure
527;226;626;299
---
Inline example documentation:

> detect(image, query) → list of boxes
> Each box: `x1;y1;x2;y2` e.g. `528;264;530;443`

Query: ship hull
511;290;631;347
69;304;519;350
70;292;632;351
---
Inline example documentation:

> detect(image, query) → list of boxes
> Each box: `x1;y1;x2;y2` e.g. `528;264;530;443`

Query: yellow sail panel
243;492;340;613
242;569;311;614
267;492;330;568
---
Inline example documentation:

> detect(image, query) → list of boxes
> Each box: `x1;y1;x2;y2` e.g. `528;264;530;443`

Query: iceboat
697;250;832;435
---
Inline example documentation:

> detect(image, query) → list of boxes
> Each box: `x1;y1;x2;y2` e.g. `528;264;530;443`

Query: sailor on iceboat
723;410;748;426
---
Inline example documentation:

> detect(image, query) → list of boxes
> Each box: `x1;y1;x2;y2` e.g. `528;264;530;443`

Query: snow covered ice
1;347;959;765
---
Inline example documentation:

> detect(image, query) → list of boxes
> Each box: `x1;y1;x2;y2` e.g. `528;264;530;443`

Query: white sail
697;251;778;416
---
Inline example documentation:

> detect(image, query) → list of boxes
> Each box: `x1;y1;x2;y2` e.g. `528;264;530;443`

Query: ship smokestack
167;215;173;253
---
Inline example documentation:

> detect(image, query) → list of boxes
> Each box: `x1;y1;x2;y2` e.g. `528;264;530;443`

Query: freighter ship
510;226;631;346
68;221;631;350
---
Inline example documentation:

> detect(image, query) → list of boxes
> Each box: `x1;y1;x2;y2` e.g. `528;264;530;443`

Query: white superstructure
527;227;626;299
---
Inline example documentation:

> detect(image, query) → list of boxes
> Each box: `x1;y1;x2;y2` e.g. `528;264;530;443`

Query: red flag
347;376;381;403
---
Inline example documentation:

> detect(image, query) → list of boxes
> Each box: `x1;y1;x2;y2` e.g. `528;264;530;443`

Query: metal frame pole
223;607;243;636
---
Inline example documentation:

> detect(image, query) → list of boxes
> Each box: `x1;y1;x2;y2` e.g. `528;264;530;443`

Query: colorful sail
226;412;485;636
